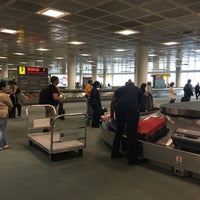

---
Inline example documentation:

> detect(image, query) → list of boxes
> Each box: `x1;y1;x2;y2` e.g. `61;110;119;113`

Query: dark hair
50;76;59;83
88;80;92;84
169;82;174;87
93;81;100;87
140;83;147;89
0;80;6;89
8;80;17;85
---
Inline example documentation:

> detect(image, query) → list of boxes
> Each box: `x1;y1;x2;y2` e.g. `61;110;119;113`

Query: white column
79;63;83;86
103;56;107;87
1;64;8;79
176;49;182;88
61;61;67;74
153;55;159;72
91;54;97;81
135;45;148;87
166;54;170;86
67;54;75;89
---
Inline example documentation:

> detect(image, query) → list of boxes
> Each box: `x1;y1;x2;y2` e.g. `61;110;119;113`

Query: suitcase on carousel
172;128;200;153
137;116;168;142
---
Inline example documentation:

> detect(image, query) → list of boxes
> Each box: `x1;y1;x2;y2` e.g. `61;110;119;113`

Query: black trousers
91;105;101;127
111;103;139;164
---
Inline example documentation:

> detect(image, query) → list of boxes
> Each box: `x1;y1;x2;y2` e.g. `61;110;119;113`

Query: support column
103;56;107;87
1;64;8;79
166;54;170;86
176;49;182;88
153;55;159;72
135;45;148;87
79;63;83;87
67;54;75;89
91;54;97;81
92;64;97;81
61;61;67;74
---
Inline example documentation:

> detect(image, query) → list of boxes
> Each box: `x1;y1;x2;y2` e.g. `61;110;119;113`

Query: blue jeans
0;118;8;148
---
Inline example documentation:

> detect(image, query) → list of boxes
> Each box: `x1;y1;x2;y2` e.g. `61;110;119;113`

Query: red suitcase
137;116;168;142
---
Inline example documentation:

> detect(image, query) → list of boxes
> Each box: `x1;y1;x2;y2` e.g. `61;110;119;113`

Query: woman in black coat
90;81;102;128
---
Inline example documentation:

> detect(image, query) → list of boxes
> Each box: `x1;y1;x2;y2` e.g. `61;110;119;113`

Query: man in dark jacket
183;79;193;102
110;82;142;165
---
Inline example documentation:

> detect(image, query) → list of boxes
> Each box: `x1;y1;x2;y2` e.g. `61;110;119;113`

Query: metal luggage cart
26;105;87;160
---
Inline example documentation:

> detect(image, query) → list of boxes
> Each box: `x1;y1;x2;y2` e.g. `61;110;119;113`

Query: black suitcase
172;128;200;153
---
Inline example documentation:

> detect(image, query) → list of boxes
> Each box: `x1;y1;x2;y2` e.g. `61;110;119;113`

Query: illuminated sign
27;67;47;75
17;66;48;91
18;66;48;76
18;66;26;75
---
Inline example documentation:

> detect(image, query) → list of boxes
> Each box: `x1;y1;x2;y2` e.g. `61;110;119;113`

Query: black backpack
39;86;50;104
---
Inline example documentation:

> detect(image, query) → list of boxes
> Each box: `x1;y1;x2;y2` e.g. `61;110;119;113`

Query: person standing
169;82;176;103
43;76;64;132
110;82;142;165
8;80;21;118
90;81;102;128
45;76;64;117
0;80;13;150
84;80;93;119
194;82;200;100
140;83;148;112
183;79;193;102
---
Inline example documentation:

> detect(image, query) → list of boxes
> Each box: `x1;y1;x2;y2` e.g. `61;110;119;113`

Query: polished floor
1;98;200;200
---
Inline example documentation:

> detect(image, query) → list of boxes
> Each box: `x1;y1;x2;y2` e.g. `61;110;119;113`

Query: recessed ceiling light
36;48;50;51
148;54;157;57
55;57;64;60
115;29;139;36
0;28;18;34
13;52;25;56
0;56;7;59
80;54;90;56
35;60;44;62
67;41;86;45
192;49;200;53
37;7;70;18
115;49;126;52
162;42;180;46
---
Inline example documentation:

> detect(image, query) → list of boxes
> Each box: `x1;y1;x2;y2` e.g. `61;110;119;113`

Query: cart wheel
29;140;33;146
78;149;83;156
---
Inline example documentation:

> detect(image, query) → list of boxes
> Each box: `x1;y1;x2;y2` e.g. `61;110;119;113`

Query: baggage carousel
101;101;200;178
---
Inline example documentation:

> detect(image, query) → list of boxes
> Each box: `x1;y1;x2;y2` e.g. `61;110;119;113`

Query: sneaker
0;145;10;150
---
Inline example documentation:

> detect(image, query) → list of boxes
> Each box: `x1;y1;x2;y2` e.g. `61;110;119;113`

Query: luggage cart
26;105;87;160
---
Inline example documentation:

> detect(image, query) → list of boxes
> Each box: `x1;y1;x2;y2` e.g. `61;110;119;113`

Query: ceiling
1;0;200;69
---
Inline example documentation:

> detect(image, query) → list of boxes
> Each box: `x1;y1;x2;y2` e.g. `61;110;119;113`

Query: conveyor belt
160;101;200;118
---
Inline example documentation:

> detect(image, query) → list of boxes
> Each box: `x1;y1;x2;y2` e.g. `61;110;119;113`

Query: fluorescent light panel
36;48;50;51
148;54;157;57
115;49;126;52
192;49;200;53
115;29;139;35
54;57;64;59
13;52;25;55
37;7;70;18
67;41;86;45
0;28;18;34
162;42;180;46
80;54;91;56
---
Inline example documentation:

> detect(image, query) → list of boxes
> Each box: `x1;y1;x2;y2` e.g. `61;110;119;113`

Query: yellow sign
18;66;26;75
